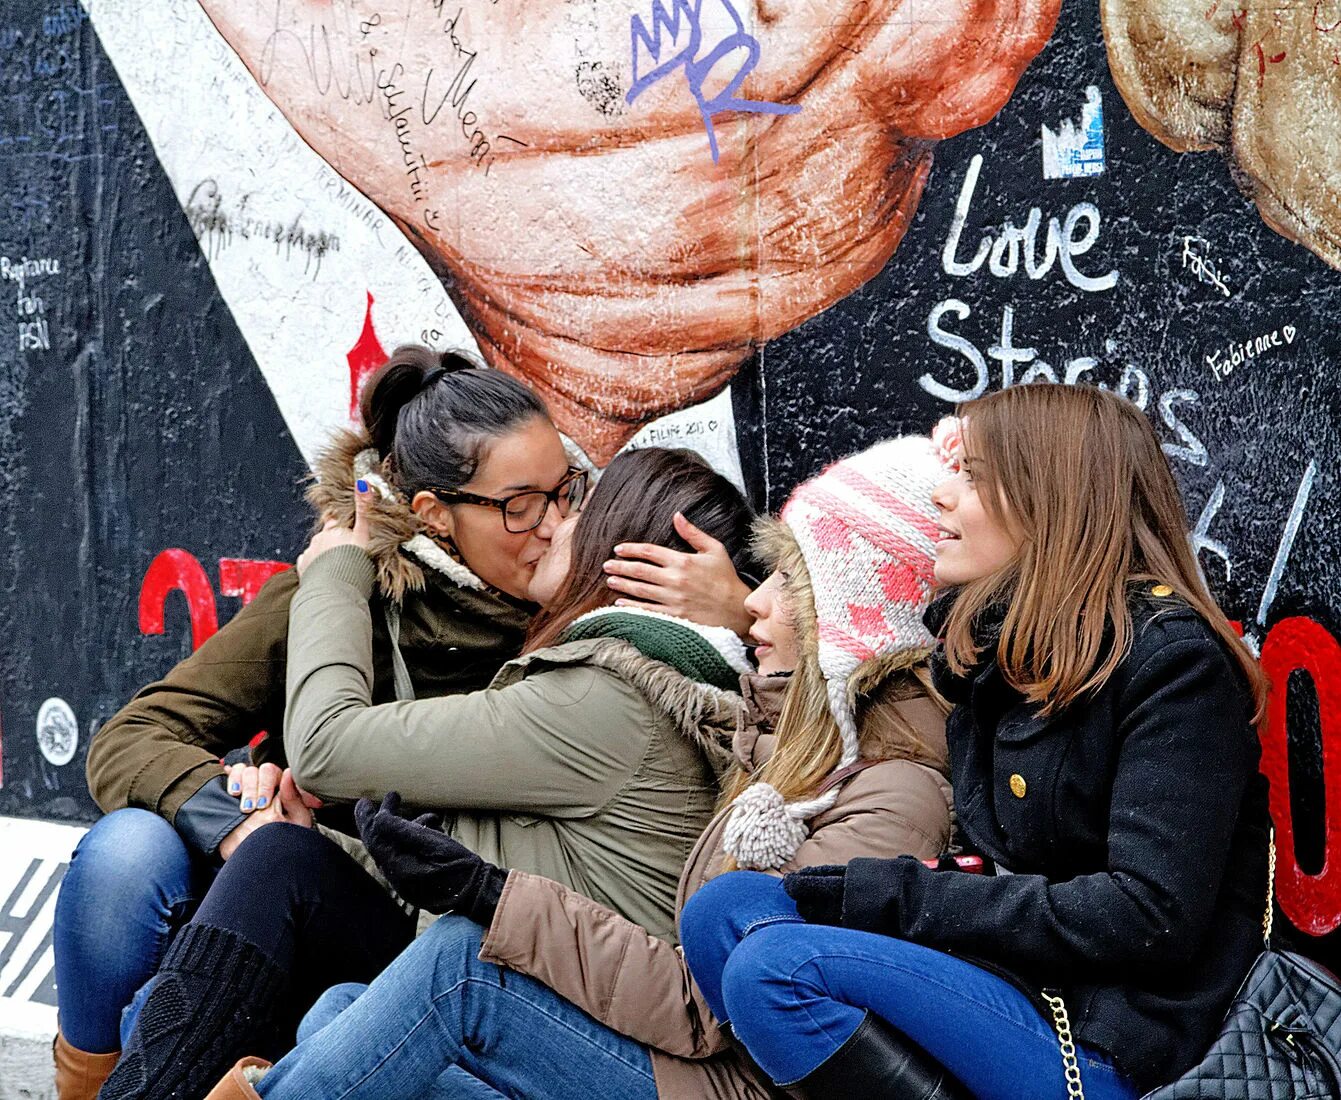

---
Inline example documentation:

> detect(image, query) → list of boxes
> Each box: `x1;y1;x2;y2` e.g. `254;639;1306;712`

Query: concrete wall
1;0;1340;1077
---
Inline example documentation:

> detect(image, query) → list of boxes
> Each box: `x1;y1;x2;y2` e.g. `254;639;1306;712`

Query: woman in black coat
679;384;1270;1100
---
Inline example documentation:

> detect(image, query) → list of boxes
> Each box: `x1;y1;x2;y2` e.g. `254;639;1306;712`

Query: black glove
782;864;848;926
355;792;507;925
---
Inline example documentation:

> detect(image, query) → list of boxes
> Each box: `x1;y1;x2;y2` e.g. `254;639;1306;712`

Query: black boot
794;1013;971;1099
98;923;289;1100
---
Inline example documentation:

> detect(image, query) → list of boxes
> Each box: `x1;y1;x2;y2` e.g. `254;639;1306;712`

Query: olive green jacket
287;547;748;941
85;429;531;854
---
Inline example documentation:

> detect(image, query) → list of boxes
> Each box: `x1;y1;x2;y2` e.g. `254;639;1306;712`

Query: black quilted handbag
1140;949;1341;1098
1045;835;1341;1099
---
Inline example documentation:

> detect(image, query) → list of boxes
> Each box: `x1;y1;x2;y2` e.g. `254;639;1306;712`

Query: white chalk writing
1180;236;1231;297
1205;325;1297;381
941;154;1118;293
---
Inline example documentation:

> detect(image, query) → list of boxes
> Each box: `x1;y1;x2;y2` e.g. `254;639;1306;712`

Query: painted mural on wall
1;0;1339;974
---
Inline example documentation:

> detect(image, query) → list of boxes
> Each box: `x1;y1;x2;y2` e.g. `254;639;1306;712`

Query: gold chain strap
1040;831;1271;1094
1263;828;1276;947
1042;990;1086;1100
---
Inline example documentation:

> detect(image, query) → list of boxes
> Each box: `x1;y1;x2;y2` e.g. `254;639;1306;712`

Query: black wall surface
0;2;310;820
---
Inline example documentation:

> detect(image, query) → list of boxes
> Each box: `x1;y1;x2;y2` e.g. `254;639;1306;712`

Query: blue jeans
680;871;1139;1100
255;914;658;1100
52;809;209;1052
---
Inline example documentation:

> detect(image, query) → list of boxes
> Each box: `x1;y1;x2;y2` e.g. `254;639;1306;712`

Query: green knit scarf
560;609;744;693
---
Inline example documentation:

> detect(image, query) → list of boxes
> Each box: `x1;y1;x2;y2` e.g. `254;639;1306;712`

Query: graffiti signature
625;0;801;163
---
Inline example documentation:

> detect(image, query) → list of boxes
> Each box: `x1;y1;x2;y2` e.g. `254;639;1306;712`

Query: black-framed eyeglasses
426;467;589;534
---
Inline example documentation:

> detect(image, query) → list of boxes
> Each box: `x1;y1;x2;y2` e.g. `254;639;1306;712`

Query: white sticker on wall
1041;86;1106;180
34;699;77;767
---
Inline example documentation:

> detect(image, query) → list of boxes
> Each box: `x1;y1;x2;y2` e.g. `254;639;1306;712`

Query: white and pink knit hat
723;423;960;870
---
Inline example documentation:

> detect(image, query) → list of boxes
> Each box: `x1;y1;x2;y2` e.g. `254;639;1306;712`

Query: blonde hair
718;519;940;871
941;384;1267;720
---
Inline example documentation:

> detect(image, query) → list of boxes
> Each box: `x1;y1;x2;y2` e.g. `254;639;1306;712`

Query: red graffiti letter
1259;616;1341;935
138;549;219;651
347;290;388;420
219;559;292;606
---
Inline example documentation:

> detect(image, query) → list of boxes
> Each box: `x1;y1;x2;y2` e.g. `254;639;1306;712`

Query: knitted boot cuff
98;924;289;1100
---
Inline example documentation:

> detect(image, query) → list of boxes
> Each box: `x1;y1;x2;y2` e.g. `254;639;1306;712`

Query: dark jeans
680;871;1139;1100
135;822;417;1052
53;809;210;1052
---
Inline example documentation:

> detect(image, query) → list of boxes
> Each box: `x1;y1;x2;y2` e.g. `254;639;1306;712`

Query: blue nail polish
241;799;253;810
356;479;369;493
256;797;268;809
229;783;240;793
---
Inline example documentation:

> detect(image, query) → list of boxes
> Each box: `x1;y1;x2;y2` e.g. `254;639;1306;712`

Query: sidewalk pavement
0;815;86;1100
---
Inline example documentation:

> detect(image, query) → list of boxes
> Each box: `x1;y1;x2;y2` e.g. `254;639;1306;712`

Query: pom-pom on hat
722;425;958;871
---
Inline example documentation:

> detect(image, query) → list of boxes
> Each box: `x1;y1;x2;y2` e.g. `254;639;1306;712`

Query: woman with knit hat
199;430;956;1100
680;385;1269;1100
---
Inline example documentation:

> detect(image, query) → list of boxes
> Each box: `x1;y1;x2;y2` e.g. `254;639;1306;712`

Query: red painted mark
1259;617;1341;936
347;291;388;421
1316;0;1341;32
220;559;292;605
139;550;219;650
1231;8;1248;29
1251;15;1288;86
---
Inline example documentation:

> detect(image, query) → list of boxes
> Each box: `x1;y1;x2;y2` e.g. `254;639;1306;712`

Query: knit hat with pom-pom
722;424;958;871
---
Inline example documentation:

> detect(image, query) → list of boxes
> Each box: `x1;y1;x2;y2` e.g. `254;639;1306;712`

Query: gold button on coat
1151;584;1174;597
1009;773;1027;799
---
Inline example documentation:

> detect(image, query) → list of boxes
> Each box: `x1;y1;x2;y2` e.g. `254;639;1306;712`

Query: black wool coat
841;586;1271;1090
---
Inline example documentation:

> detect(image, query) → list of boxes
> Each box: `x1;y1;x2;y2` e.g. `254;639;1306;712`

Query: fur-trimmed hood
307;428;498;604
495;637;743;778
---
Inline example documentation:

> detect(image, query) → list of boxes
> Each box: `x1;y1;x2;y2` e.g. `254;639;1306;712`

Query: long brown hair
525;449;755;653
717;519;942;870
941;384;1267;719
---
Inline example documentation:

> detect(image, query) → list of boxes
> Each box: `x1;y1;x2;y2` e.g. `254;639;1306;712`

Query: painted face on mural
198;0;1060;463
416;415;573;600
1102;0;1341;274
744;570;802;675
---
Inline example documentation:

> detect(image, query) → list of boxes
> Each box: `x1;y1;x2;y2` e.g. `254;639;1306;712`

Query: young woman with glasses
57;348;752;1100
96;445;763;1100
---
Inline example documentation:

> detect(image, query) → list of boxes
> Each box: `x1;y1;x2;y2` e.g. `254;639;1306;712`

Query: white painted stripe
8;861;57;923
0;880;60;1000
10;944;55;1006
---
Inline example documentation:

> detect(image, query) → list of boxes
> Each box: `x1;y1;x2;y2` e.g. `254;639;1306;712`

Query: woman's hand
356;792;507;924
219;768;316;860
782;865;850;926
604;513;753;636
295;481;373;577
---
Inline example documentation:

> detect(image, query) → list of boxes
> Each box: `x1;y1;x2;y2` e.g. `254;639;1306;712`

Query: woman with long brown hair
97;446;757;1100
679;384;1271;1099
197;432;955;1100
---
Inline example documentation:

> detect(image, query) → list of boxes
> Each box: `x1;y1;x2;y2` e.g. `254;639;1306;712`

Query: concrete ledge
0;816;87;1100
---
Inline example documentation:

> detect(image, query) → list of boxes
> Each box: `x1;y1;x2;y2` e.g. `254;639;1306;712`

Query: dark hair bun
357;345;549;492
360;345;441;459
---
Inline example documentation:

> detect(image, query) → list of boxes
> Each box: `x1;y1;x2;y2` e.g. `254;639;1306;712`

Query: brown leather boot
52;1032;120;1100
202;1058;271;1100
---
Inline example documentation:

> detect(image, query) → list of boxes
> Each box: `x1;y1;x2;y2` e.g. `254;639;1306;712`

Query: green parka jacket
287;546;751;940
85;430;532;856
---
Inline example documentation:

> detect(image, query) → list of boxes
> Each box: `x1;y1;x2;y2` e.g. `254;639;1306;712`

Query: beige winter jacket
287;545;747;941
478;672;954;1099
